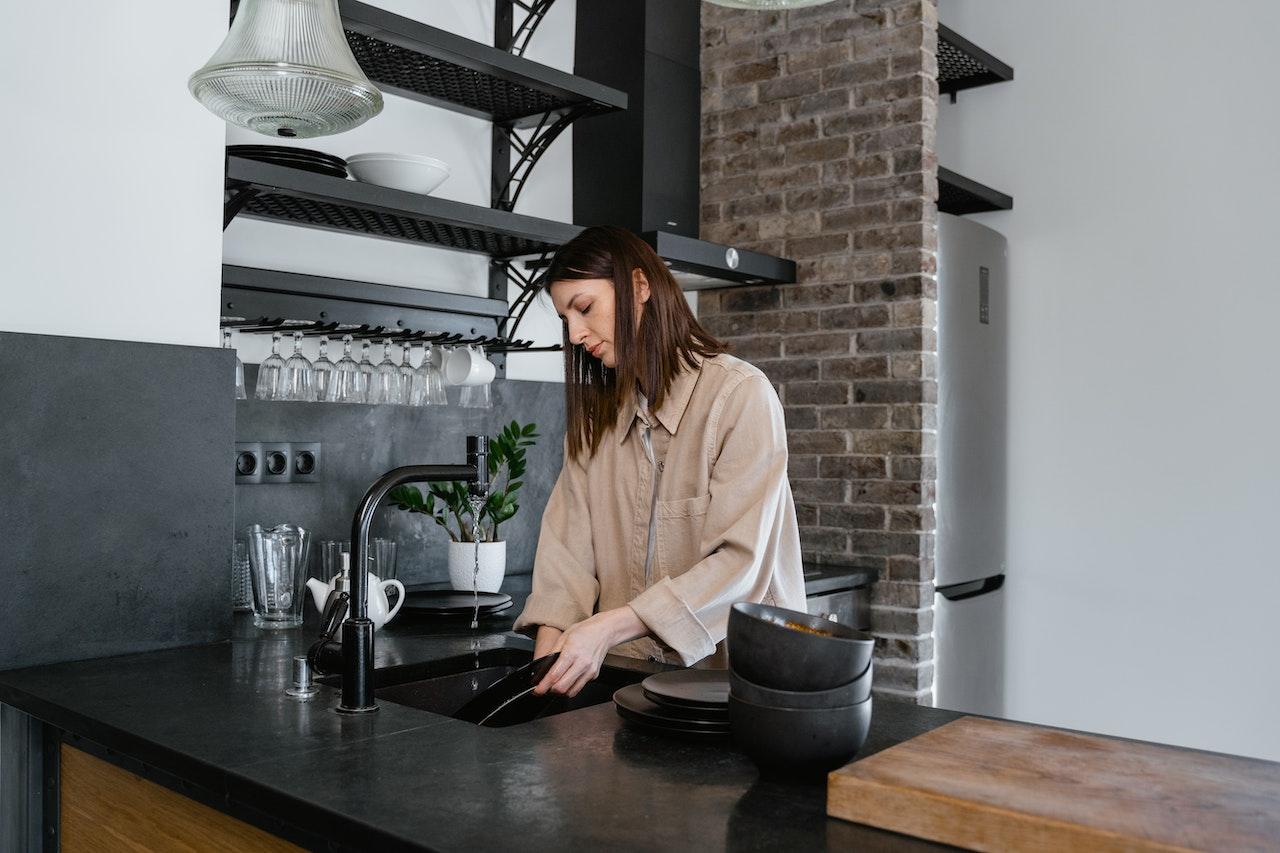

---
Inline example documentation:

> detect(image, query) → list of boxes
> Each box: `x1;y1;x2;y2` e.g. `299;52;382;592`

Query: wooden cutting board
828;716;1280;852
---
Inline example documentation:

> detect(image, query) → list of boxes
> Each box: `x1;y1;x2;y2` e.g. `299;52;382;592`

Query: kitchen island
0;572;953;852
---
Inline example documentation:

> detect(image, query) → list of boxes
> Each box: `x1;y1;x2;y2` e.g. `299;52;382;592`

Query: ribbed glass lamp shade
706;0;836;8
188;0;383;139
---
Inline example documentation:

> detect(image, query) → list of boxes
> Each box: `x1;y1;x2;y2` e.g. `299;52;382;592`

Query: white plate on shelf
346;152;451;195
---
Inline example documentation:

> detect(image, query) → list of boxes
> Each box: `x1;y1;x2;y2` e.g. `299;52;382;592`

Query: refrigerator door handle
936;573;1005;602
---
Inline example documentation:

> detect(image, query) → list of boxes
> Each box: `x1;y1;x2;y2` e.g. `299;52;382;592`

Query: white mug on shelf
445;345;496;386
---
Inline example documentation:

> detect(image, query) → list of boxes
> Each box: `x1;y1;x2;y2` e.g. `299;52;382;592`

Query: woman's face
549;272;649;369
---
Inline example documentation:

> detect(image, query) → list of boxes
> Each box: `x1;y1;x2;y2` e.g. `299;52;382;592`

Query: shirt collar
616;354;704;443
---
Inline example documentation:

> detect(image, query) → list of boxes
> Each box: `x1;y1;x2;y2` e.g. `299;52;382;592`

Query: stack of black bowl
727;602;875;775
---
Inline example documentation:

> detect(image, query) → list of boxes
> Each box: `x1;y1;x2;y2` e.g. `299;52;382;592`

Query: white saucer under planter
448;540;506;593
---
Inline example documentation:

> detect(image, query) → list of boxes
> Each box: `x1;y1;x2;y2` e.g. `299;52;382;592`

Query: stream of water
467;494;484;630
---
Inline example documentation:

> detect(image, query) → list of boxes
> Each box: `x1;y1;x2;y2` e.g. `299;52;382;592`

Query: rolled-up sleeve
629;374;795;665
513;437;599;637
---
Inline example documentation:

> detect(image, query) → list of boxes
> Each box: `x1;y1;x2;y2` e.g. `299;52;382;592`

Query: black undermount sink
326;647;647;726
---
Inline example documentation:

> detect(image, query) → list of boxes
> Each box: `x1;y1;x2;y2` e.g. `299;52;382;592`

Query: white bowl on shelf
346;152;451;195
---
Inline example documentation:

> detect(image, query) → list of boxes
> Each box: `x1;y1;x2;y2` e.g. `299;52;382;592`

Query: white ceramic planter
448;540;506;593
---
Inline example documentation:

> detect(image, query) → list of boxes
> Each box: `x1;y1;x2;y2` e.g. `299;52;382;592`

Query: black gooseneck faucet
311;435;489;714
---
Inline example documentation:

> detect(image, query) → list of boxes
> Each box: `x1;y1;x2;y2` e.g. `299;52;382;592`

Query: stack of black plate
613;669;729;738
398;590;513;619
227;145;348;179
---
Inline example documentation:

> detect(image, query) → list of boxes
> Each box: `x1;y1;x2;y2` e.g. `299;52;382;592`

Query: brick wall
699;0;939;702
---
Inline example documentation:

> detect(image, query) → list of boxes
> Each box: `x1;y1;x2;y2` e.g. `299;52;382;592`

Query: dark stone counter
0;577;953;852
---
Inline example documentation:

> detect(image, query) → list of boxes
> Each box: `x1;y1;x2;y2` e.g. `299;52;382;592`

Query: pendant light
189;0;383;139
706;0;837;8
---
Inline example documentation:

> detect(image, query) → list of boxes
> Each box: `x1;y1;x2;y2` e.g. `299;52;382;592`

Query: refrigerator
933;213;1009;717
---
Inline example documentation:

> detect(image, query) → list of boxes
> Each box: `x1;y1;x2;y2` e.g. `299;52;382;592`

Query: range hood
574;0;796;289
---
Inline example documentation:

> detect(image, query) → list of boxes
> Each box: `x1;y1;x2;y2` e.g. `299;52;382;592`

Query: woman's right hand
533;625;563;660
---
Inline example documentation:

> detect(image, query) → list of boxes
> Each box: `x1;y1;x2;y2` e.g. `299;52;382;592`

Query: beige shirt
513;353;806;666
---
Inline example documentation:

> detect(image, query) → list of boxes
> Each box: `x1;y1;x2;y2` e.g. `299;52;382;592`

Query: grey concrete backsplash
0;331;234;670
234;372;567;587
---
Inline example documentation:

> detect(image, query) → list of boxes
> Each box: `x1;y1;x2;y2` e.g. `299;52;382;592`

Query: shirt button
657;462;665;473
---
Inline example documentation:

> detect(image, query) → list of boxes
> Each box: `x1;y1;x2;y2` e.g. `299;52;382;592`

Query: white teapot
306;558;404;630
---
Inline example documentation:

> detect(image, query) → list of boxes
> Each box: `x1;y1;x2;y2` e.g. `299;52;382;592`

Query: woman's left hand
534;607;647;698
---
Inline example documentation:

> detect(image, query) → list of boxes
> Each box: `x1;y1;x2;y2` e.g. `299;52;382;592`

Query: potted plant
388;421;539;592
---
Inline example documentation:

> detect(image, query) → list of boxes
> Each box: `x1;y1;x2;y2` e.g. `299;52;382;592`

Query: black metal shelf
339;0;626;128
938;167;1013;215
226;156;584;258
938;24;1013;100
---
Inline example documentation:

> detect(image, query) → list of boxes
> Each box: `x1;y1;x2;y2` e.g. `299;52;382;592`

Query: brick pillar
699;0;939;702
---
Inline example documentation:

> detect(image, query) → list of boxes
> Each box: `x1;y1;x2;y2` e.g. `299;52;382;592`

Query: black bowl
729;695;872;776
728;602;874;692
729;661;871;709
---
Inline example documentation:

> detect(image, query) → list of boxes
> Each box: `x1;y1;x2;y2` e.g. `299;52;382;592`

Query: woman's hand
534;607;647;698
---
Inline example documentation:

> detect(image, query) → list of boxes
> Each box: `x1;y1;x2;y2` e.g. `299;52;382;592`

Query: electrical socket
235;442;263;485
292;442;322;483
262;444;292;482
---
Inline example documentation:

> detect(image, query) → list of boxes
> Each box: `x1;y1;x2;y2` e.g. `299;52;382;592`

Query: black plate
228;144;347;166
641;669;729;710
400;590;513;617
227;146;348;178
613;684;730;736
455;653;560;726
233;157;346;179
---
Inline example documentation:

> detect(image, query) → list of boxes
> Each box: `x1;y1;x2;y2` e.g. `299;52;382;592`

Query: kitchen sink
328;647;649;726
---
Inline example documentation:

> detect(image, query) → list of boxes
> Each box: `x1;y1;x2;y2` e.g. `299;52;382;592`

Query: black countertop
0;574;950;853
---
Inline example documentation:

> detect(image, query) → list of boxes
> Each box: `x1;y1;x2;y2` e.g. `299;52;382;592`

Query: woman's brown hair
543;226;726;460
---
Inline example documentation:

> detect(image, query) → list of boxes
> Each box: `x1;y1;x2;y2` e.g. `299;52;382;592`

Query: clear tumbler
245;523;311;629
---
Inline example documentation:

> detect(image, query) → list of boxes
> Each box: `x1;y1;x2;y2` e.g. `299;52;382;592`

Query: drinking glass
459;381;492;409
357;341;375;402
320;539;350;581
369;537;398;581
325;335;364;403
245;523;311;629
254;332;286;400
224;329;247;400
397;342;416;403
312;336;335;401
368;339;402;405
279;331;315;401
232;539;252;611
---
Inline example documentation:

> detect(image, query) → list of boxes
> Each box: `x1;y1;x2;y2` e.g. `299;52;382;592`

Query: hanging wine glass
410;343;447;406
254;332;286;400
224;329;247;400
368;339;402;405
325;335;363;403
312;336;335;402
280;332;315;401
357;341;375;404
397;342;416;404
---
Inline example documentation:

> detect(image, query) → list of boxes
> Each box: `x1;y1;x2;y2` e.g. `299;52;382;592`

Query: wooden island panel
61;745;301;852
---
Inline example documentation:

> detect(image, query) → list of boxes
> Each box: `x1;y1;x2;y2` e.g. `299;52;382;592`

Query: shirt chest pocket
655;493;711;579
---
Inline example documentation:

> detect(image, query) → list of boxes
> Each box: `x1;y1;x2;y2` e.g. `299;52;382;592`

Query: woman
514;226;805;697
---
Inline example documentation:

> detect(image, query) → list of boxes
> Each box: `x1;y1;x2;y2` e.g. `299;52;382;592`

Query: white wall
225;0;572;380
0;2;227;347
938;0;1280;760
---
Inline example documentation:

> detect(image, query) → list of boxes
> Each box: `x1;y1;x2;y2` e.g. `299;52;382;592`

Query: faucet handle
307;583;349;676
319;589;349;639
